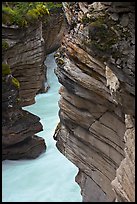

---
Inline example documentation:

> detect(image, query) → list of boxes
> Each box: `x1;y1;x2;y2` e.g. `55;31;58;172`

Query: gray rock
116;58;121;65
120;14;129;27
110;13;119;21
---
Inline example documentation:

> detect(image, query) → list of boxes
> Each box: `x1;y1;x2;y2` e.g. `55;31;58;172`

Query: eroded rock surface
42;10;66;55
2;9;66;107
2;20;46;160
111;115;135;202
2;6;66;160
54;2;135;202
2;71;46;160
2;23;45;107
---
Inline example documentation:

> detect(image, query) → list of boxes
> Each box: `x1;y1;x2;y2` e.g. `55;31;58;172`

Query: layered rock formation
2;66;46;160
111;114;135;202
2;8;66;107
2;5;66;160
2;23;45;107
54;2;135;202
40;9;66;94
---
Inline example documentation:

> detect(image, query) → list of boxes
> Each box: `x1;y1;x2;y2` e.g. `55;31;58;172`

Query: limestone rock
54;2;135;202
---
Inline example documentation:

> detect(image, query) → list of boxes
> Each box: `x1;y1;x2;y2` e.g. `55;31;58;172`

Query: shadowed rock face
3;135;46;160
54;2;135;202
2;72;46;160
42;11;67;55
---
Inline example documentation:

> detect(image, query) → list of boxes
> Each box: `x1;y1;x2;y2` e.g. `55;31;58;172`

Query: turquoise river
2;52;82;202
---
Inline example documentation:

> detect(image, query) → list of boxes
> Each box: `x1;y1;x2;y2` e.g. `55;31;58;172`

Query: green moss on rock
2;2;50;27
88;18;118;52
57;58;65;65
16;97;21;103
2;40;9;51
2;2;62;27
82;13;127;63
11;77;20;89
2;63;11;76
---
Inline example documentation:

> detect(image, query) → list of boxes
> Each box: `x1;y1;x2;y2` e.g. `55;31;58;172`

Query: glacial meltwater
2;53;82;202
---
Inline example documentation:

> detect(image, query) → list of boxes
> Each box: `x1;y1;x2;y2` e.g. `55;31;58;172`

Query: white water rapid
2;52;82;202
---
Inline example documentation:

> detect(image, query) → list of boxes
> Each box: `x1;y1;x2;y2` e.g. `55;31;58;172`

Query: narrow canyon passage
2;53;82;202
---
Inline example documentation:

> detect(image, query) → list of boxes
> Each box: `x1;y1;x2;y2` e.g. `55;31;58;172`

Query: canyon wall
2;23;45;107
2;6;66;160
2;62;46;160
54;2;135;202
2;9;66;107
42;10;66;55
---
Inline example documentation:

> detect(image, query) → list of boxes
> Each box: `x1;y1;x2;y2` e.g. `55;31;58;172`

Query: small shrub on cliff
2;2;51;27
26;3;49;21
46;2;62;12
2;5;16;25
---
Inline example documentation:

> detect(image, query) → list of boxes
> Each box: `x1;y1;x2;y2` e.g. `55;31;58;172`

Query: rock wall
2;6;66;160
54;2;135;202
2;23;45;107
2;66;46;160
2;9;66;107
111;114;135;202
42;10;67;55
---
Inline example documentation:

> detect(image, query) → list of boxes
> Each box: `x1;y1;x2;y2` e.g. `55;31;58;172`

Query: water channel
2;52;82;202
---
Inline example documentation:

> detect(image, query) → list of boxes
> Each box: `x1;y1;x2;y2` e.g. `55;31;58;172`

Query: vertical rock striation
54;2;135;202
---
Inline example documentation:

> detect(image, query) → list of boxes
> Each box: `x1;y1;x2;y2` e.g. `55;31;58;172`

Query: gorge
2;2;135;202
2;53;82;202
